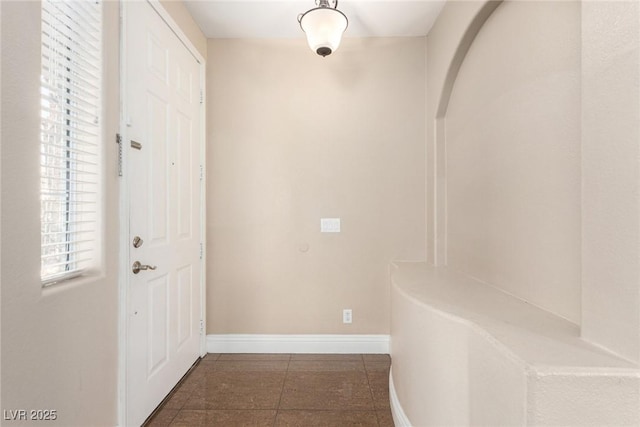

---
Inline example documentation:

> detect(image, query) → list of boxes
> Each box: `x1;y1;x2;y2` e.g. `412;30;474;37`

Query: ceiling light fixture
297;0;348;57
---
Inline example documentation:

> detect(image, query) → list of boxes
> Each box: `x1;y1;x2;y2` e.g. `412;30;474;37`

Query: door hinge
116;133;123;177
199;242;203;260
199;164;204;181
199;319;204;336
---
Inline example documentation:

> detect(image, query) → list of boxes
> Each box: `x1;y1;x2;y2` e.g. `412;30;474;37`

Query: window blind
41;0;102;285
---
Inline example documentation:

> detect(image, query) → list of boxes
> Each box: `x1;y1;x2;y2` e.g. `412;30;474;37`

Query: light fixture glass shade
299;7;348;57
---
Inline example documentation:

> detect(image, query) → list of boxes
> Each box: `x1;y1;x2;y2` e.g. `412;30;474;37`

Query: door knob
132;261;157;274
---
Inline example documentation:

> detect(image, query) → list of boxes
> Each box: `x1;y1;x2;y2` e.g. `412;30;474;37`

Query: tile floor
145;353;394;427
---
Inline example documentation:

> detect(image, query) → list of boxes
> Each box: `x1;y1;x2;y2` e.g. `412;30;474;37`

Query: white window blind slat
42;190;96;196
42;47;101;76
43;60;101;92
41;164;98;176
44;258;93;270
40;152;98;167
42;248;93;259
42;221;95;229
42;146;97;160
42;108;100;129
42;229;93;237
41;30;102;57
42;239;94;249
41;90;99;112
48;0;102;32
43;66;101;91
42;203;97;210
43;3;101;43
41;0;102;285
41;87;96;109
41;123;100;141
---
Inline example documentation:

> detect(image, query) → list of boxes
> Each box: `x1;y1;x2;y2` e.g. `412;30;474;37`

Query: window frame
40;0;103;286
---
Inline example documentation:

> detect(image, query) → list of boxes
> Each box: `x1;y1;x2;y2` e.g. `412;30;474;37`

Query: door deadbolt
132;261;157;274
133;236;143;248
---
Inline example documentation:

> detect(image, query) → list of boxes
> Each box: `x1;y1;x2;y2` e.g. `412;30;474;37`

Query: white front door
123;1;203;425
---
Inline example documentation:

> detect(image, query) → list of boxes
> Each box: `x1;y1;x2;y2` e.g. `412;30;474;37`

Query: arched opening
432;0;581;323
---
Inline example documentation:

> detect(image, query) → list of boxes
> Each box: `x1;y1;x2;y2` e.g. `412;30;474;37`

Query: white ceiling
184;1;446;39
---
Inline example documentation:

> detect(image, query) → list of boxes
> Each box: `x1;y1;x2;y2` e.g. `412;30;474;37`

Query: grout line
162;410;179;426
361;354;381;427
273;354;291;427
293;409;377;412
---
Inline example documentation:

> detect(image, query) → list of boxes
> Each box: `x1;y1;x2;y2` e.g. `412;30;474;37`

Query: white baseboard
206;334;390;354
389;367;412;427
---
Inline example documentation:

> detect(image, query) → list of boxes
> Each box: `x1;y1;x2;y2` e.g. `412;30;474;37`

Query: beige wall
581;0;640;363
207;38;426;334
423;0;640;362
1;0;4;411
445;1;581;323
425;1;501;266
391;1;640;424
0;1;206;425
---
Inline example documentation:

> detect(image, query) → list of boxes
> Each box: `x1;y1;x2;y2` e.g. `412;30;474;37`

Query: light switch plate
321;218;341;233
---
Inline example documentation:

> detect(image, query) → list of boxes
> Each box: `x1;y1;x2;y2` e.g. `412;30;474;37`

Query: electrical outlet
343;309;352;324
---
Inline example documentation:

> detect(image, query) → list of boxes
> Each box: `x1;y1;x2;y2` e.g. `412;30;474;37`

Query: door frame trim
117;1;206;425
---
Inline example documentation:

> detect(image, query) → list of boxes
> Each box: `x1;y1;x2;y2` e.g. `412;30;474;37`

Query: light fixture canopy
298;0;348;57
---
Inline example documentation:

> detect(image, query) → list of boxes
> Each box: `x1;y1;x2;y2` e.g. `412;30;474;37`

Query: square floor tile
218;353;291;361
367;370;391;409
162;388;194;410
290;354;363;362
200;353;220;363
367;370;390;384
145;408;179;427
369;383;390;409
170;409;276;426
183;371;286;410
177;364;214;390
364;361;391;373
362;354;391;363
275;410;379;426
212;360;289;372
288;360;365;372
281;371;374;411
363;355;391;372
377;409;395;427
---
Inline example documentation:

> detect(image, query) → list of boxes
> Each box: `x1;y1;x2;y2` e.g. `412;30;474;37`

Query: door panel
147;94;169;243
176;111;193;239
177;265;193;348
124;1;202;425
148;274;169;376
